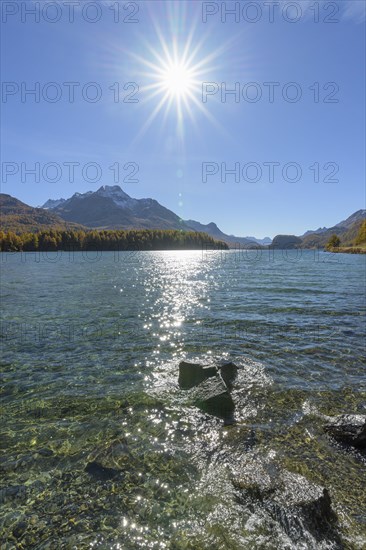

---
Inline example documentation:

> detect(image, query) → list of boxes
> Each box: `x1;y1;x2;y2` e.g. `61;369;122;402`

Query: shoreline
326;246;366;255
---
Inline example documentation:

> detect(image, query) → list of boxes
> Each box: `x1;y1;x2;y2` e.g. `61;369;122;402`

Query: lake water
1;249;365;549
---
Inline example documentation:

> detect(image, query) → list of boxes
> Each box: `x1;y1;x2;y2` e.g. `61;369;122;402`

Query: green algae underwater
1;250;365;548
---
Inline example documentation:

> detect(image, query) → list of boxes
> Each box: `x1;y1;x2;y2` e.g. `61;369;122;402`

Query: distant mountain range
270;209;365;249
184;219;272;246
301;210;365;237
39;185;271;246
298;209;365;248
1;186;364;249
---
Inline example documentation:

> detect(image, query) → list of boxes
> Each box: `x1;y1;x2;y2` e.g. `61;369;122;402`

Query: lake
1;249;365;549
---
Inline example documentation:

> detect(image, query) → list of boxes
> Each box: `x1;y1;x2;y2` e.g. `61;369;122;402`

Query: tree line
326;220;366;250
0;228;228;252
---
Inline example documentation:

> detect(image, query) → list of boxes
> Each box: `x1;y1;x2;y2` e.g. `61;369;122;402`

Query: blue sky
1;0;365;237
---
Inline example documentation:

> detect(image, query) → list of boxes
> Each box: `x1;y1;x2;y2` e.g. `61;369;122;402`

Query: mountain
45;185;188;231
300;210;366;248
268;210;366;249
0;194;84;234
333;209;365;229
340;218;366;246
183;219;262;247
271;235;303;249
302;227;328;237
6;186;363;250
42;185;267;245
242;235;272;246
42;198;66;209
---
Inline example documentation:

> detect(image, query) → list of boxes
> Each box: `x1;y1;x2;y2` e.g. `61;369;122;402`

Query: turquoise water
1;250;365;548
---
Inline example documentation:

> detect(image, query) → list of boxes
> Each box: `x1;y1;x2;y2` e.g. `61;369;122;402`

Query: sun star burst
127;22;228;145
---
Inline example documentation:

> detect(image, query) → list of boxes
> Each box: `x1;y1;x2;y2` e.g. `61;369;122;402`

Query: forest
0;228;228;252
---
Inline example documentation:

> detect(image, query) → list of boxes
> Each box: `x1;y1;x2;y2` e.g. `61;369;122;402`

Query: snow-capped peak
42;198;66;209
97;185;130;198
96;185;131;206
72;191;93;199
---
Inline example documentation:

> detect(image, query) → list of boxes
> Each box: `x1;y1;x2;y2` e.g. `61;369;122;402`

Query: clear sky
1;0;365;238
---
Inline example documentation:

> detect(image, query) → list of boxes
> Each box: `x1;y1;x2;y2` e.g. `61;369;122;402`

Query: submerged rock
233;458;340;545
269;471;336;535
85;438;133;480
36;448;54;457
324;414;366;449
178;361;217;389
85;461;120;480
188;376;235;422
219;362;238;390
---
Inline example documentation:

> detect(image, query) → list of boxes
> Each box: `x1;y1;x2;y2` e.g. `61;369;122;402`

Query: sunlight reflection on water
1;250;365;548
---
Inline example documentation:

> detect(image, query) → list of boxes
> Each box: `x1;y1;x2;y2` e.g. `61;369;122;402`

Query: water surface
1;250;365;548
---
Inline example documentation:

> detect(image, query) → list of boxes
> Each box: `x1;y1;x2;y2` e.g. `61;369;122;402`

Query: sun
161;62;195;98
123;7;235;144
130;40;219;142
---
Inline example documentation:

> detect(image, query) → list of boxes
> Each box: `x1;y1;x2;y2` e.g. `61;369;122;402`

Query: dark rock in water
178;361;217;389
188;377;235;422
36;448;54;457
219;362;238;389
324;414;366;449
85;461;120;480
233;459;340;546
85;438;133;480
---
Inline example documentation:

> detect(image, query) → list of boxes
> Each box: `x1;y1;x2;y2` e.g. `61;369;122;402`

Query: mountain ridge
1;188;364;249
40;185;270;246
299;209;365;248
0;194;85;233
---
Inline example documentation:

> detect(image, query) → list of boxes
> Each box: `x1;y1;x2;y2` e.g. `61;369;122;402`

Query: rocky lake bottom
1;250;365;548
